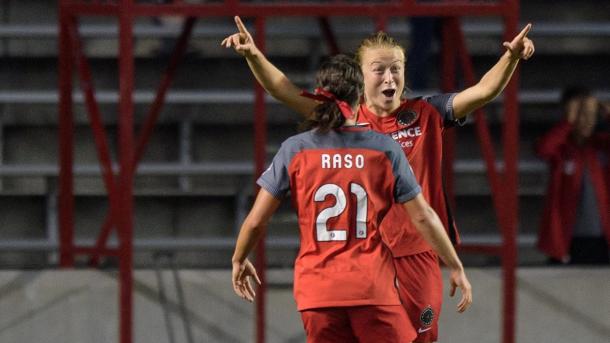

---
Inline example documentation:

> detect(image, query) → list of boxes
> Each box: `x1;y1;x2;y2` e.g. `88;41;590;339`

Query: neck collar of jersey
358;101;419;129
338;123;371;132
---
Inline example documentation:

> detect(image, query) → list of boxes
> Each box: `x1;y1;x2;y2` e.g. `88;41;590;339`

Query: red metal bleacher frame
57;1;521;343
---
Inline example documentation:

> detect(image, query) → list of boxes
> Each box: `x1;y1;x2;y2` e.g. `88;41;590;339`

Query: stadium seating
0;0;608;268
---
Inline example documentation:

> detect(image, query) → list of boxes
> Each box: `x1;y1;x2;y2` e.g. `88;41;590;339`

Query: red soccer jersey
257;126;421;311
358;94;461;257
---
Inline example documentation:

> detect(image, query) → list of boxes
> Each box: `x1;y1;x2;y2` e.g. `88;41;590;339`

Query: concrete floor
0;267;608;343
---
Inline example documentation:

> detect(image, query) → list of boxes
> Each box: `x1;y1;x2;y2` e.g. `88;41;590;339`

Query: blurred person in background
536;86;610;264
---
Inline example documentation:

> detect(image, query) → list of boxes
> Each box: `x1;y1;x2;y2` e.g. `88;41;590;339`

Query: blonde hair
355;31;406;65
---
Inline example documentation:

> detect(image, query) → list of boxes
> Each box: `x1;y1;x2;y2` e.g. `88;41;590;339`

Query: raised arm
452;23;535;119
221;16;317;117
403;194;473;313
231;189;281;302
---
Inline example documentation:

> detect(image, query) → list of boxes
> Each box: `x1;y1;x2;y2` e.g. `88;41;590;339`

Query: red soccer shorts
394;250;443;342
300;305;416;343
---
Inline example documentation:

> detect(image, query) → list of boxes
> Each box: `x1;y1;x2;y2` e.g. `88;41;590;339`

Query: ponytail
300;102;345;133
299;54;363;132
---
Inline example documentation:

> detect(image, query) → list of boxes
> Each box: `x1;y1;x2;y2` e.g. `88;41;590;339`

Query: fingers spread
252;269;262;285
245;278;257;300
236;277;254;302
455;289;471;313
233;280;247;300
457;285;473;312
457;296;468;313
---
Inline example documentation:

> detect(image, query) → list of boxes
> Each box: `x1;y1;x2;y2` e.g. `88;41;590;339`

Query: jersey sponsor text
390;127;422;141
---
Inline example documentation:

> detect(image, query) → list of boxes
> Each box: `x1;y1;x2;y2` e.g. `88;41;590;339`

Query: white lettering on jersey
314;183;369;241
344;154;353;168
356;155;364;168
390;127;422;140
321;154;330;168
321;154;365;169
388;126;422;151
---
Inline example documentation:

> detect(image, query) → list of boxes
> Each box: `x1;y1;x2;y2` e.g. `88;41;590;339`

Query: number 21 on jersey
314;183;368;241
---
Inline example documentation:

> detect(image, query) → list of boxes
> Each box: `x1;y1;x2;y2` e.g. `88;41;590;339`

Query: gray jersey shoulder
419;92;466;127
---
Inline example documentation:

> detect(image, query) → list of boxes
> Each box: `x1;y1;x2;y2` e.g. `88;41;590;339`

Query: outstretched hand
221;16;259;58
503;23;535;60
232;258;261;302
449;268;473;313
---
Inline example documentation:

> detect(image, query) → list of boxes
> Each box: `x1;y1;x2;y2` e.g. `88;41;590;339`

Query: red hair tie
300;87;355;120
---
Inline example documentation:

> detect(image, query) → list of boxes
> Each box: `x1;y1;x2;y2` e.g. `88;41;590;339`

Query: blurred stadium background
0;1;608;342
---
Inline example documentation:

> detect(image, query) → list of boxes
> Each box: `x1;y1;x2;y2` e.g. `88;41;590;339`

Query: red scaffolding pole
57;1;520;343
252;16;268;343
440;10;520;342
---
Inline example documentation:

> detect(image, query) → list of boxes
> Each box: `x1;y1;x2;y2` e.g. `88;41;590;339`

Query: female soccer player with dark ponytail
231;54;471;343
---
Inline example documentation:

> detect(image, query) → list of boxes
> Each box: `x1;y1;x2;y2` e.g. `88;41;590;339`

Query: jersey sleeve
422;92;466;128
256;140;295;199
387;142;422;203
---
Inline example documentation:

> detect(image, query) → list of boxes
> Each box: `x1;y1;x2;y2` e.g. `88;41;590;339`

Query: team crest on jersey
396;108;418;127
420;306;434;327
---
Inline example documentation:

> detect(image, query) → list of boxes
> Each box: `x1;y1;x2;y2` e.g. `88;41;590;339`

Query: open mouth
382;89;396;98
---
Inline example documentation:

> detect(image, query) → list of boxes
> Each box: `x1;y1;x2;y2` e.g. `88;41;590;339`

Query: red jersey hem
390;245;434;258
296;298;402;312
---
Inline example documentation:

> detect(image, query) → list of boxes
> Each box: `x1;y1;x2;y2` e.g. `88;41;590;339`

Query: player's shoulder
395;96;439;121
405;92;455;110
272;131;316;164
408;92;455;102
362;130;403;154
403;93;462;127
281;130;314;150
364;129;393;143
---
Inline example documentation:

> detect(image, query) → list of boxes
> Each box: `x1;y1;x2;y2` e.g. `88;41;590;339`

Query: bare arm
453;23;535;118
231;189;282;302
221;16;317;117
403;194;473;312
